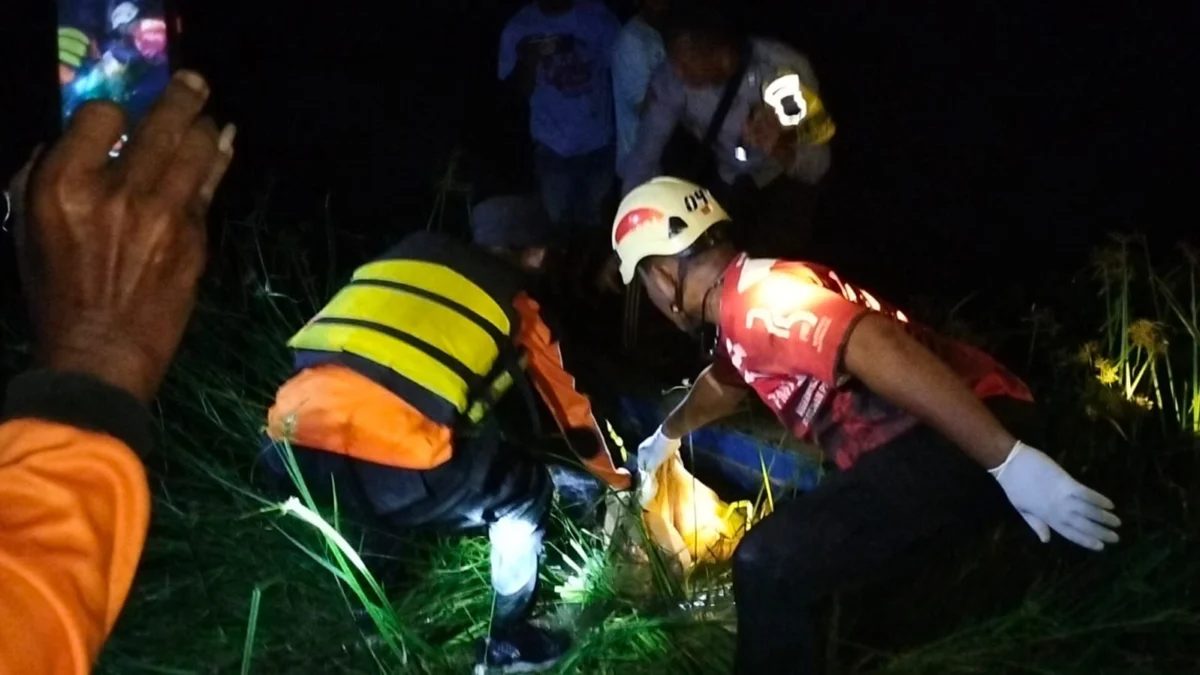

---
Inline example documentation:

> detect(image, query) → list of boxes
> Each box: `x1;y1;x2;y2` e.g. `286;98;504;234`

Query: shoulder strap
696;40;754;165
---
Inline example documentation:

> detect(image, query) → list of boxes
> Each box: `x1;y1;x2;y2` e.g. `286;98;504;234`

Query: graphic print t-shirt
713;254;1033;469
498;0;620;158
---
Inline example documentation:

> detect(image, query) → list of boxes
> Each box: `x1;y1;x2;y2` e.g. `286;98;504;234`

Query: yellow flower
1095;358;1119;385
1128;320;1167;354
1132;394;1155;410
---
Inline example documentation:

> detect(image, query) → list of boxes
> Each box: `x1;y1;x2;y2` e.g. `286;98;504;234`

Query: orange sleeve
0;369;153;675
513;293;631;490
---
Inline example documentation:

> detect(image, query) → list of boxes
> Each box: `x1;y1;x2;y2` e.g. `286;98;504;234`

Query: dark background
1;0;1195;305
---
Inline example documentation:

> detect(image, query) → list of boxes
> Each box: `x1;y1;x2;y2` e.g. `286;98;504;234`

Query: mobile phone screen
57;0;172;156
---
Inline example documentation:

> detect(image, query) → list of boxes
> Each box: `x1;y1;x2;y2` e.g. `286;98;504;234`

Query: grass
3;203;1197;673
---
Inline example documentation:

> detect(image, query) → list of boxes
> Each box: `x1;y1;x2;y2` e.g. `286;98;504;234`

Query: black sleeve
2;369;155;457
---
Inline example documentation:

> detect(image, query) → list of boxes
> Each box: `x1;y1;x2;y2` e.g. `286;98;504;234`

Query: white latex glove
990;441;1122;551
636;426;682;508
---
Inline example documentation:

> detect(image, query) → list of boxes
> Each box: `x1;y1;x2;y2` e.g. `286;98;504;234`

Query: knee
732;516;829;592
732;525;782;583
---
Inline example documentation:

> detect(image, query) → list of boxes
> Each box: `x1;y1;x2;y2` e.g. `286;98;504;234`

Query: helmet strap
671;254;724;335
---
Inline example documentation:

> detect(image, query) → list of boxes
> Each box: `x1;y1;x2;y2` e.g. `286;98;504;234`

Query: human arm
1;70;235;672
0;373;153;675
632;361;749;504
661;362;750;439
514;294;631;490
612;30;654;121
498;19;541;98
619;63;684;195
843;313;1121;550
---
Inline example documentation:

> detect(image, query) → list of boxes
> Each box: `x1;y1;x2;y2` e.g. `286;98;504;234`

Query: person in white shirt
611;0;670;179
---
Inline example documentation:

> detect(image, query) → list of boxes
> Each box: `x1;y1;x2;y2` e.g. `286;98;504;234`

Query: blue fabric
611;15;666;178
617;396;820;495
498;1;621;158
533;142;614;229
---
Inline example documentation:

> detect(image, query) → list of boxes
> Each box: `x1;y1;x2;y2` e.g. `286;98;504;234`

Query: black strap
347;278;509;347
311;316;482;388
692;40;754;176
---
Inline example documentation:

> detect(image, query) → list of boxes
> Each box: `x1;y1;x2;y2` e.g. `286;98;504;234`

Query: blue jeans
533;143;615;233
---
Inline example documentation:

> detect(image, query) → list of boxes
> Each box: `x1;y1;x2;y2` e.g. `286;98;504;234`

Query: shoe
473;622;570;674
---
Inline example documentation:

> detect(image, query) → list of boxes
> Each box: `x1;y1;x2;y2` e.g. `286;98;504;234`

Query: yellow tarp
640;456;753;572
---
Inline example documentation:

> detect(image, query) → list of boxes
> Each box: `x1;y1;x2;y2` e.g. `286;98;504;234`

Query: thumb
1022;513;1052;543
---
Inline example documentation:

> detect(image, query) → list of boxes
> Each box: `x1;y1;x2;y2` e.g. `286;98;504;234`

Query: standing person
261;196;630;673
612;0;670;180
498;0;621;234
611;177;1121;674
1;71;234;674
621;10;835;258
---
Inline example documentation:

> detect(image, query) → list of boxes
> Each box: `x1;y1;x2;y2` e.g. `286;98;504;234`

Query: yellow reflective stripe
289;322;472;412
466;365;518;423
354;260;511;335
314;284;499;377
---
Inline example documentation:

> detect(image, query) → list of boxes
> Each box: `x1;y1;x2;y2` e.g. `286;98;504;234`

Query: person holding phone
1;71;235;675
499;0;621;234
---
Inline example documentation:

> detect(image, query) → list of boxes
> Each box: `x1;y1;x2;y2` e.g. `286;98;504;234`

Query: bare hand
12;70;235;402
594;252;624;294
742;104;786;156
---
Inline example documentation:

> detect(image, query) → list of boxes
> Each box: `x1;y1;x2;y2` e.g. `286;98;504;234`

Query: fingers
199;124;237;206
1065;516;1120;546
157;116;219;214
1072;499;1122;529
1073;485;1116;511
42;101;127;179
1021;512;1052;543
1056;523;1105;551
120;70;212;190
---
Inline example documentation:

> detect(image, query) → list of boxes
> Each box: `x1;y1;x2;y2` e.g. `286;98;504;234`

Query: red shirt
713;254;1033;470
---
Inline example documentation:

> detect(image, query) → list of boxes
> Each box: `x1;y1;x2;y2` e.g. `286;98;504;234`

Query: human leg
532;144;573;230
435;436;563;672
732;426;1013;674
570;144;616;232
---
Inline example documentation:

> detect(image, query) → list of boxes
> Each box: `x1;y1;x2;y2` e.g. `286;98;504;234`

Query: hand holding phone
58;0;176;156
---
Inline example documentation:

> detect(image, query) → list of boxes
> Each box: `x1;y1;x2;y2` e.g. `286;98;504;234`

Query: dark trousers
732;400;1038;673
259;422;552;629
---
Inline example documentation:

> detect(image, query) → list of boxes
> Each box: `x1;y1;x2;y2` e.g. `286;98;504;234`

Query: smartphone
57;0;177;156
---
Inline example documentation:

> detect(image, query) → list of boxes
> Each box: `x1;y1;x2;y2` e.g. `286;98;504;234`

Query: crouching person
261;196;629;673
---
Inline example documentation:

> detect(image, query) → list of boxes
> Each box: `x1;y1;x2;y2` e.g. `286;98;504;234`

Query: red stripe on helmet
615;208;664;245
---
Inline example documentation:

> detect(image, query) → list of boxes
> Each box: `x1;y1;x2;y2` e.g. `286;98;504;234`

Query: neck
681;251;736;325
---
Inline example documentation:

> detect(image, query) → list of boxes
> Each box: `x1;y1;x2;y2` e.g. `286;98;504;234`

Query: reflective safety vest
287;231;529;428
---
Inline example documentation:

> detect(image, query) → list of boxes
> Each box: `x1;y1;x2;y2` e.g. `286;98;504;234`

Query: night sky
1;0;1195;304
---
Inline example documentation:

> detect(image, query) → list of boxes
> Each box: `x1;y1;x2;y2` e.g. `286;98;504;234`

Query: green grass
13;214;1191;674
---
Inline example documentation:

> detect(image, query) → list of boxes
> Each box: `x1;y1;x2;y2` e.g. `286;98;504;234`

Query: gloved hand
990;442;1121;551
636;427;681;507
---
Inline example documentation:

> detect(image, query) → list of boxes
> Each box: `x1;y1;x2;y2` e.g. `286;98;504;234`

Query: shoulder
750;37;812;71
577;0;618;18
503;4;541;33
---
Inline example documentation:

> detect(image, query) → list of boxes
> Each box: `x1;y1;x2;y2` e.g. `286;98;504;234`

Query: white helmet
612;177;731;284
111;2;139;29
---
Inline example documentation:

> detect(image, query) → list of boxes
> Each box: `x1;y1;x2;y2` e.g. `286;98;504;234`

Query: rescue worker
612;177;1121;674
2;71;235;674
260;195;630;673
620;10;834;259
